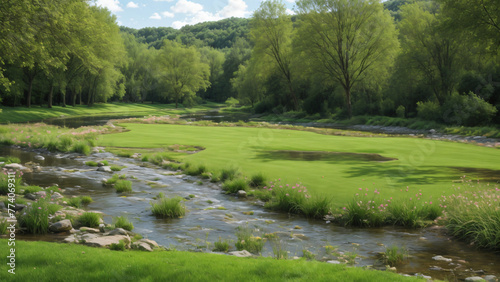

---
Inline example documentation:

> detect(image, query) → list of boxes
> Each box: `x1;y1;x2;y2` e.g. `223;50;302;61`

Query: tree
398;3;466;104
251;0;298;110
296;0;399;118
231;60;266;107
156;40;210;108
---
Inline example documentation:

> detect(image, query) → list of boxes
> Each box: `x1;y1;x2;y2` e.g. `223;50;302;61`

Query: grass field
100;123;500;207
0;103;222;123
0;240;417;281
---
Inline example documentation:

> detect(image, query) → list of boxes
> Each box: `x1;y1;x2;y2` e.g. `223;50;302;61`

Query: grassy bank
0;240;417;281
100;123;500;207
0;102;222;123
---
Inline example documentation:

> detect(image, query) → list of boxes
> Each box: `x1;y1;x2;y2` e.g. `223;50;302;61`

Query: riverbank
0;240;419;281
0;102;223;124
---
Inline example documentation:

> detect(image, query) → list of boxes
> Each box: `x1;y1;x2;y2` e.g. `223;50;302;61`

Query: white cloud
171;0;203;14
95;0;123;13
149;13;162;20
171;0;251;29
161;11;175;18
153;0;174;1
126;1;138;8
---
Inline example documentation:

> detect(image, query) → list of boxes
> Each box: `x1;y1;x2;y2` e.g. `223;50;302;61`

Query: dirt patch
258;150;397;162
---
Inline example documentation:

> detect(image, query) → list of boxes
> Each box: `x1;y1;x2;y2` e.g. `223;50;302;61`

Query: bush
18;198;50;234
150;196;186;218
222;178;248;194
110;240;126;251
78;212;102;228
113;216;134;231
396;105;405;118
220;166;239;182
213;237;230;252
442;92;497;126
249;173;266;188
417;100;441;121
57;136;73;152
235;225;264;254
115;180;132;193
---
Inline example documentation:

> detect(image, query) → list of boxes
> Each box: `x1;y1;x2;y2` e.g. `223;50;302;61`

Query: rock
484;275;498;282
84;234;131;248
33;166;42;172
13;204;26;212
34;191;47;198
63;235;78;243
432;255;452;262
4;163;26;170
80;227;101;234
291;256;300;260
465;277;485;282
327;260;341;264
97;162;105;167
229;250;252;257
415;273;432;280
429;129;437;134
50;192;64;200
97;166;112;172
139;239;159;249
34;155;45;161
107;228;128;236
387;267;397;272
24;193;37;200
99;224;106;233
429;266;443;271
237;190;247;197
49;220;73;233
132;242;152;252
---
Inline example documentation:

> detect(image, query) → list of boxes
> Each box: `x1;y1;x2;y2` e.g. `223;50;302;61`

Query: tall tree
251;0;298;110
296;0;400;118
156;40;210;108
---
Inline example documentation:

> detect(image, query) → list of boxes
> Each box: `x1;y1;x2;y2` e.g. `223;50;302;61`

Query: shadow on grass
254;150;397;163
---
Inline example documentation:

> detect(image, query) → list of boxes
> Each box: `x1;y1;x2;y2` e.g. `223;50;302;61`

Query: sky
94;0;298;29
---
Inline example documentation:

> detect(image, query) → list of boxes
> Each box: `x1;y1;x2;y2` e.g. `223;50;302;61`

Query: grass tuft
150;196;186;218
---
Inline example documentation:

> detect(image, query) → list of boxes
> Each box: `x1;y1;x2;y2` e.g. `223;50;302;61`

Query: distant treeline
0;0;499;126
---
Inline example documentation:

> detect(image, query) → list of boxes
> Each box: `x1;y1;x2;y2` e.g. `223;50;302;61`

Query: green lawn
0;240;417;281
100;123;500;206
0;103;222;123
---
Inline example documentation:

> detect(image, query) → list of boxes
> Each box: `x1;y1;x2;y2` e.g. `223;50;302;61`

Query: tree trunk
26;79;33;108
48;84;53;108
345;87;352;118
72;90;77;107
79;91;82;105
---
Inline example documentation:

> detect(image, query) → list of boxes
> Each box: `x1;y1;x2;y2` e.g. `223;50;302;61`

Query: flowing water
1;145;499;281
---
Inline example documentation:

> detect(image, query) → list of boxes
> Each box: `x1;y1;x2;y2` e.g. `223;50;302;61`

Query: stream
1;145;499;281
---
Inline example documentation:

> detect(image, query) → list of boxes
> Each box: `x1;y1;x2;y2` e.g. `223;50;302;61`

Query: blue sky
94;0;298;29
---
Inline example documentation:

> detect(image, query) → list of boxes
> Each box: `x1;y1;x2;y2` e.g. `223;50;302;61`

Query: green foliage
222;178;248;194
72;141;91;155
0;170;22;195
270;238;288;260
186;164;207;176
417;101;441;121
105;174;120;185
220;166;239;182
302;249;315;260
67;197;82;208
382;246;408;267
85;161;98;167
0;156;20;164
442;92;497;126
150;196;186;218
78;212;102;228
396;105;406;118
110;240;126;251
81;196;93;205
23;185;43;195
110;165;125;171
18;198;50;234
115;180;132;193
213;237;230;252
225;97;239;107
113;216;134;231
249;173;266;188
234;225;264;254
0;219;9;235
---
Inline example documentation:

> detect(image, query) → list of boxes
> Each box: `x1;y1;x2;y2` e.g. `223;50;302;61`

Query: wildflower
286;193;289;196
38;207;42;210
298;190;301;193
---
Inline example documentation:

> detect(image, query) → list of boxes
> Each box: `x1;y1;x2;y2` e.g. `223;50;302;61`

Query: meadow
0;103;222;123
0;240;418;282
100;123;500;207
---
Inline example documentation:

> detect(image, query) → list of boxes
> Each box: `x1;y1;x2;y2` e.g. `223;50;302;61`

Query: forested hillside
1;0;499;126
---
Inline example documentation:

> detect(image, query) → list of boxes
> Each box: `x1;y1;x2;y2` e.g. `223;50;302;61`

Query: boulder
97;166;112;172
49;220;73;233
4;163;26;170
13;204;26;212
138;239;159;249
228;250;252;258
34;191;47;198
24;193;37;200
80;227;101;234
107;228;129;236
327;260;341;264
50;192;64;200
484;275;498;282
99;224;106;233
84;235;131;248
432;255;452;262
237;190;247;198
33;166;42;172
34;155;45;161
63;235;78;243
132;242;152;252
97;162;105;167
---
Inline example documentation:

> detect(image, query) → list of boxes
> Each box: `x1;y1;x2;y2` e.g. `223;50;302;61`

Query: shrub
57;136;74;152
113;216;134;231
442;92;497;126
220;166;239;182
249;173;266;188
396;105;405;118
186;164;207;176
85;161;98;167
151;197;186;218
381;246;408;267
110;165;125;171
222;178;248;194
78;212;102;228
18;198;50;234
235;225;264;254
417;100;441;121
81;196;93;205
72;142;91;155
110;240;126;251
213;237;230;252
115;180;132;193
